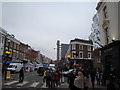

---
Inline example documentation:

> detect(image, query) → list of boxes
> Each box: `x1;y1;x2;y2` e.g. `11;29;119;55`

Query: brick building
66;38;93;70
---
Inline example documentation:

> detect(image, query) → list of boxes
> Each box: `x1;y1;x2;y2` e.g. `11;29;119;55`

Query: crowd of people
42;69;61;88
19;66;120;90
68;70;89;90
67;67;120;90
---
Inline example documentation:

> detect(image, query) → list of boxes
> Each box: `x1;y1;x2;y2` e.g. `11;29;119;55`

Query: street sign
6;61;13;63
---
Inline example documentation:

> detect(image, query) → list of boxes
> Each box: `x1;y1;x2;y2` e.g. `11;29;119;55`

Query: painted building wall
0;28;7;56
97;1;119;46
118;1;120;39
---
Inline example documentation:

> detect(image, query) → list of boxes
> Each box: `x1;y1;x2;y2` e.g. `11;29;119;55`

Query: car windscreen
8;65;16;68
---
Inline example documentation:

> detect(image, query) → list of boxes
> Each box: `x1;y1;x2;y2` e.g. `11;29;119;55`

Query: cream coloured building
96;0;120;82
96;0;120;46
0;27;7;58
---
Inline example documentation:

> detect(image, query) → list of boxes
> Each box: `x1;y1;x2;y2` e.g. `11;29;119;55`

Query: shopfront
101;40;120;80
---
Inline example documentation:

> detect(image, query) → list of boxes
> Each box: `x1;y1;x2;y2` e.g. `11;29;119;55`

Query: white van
7;63;23;73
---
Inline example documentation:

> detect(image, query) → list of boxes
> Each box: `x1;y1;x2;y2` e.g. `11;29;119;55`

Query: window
79;51;83;59
14;43;16;49
105;28;109;44
5;47;8;51
13;50;16;58
17;45;19;50
9;49;12;57
79;45;83;50
10;41;13;47
2;36;5;44
17;51;19;59
72;51;76;58
88;46;91;51
103;6;108;18
6;39;8;46
88;52;91;59
72;44;76;50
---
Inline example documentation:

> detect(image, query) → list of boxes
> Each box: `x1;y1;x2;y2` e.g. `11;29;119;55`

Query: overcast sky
1;1;99;60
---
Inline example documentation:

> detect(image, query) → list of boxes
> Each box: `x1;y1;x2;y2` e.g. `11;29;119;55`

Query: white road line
41;82;47;88
30;82;39;87
4;81;18;86
16;81;28;87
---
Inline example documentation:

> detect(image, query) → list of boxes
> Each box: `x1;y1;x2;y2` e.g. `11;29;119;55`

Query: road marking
30;82;39;87
4;81;18;85
16;81;28;87
41;82;47;88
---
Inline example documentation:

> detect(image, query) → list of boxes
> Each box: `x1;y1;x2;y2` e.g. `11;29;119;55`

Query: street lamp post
67;55;70;69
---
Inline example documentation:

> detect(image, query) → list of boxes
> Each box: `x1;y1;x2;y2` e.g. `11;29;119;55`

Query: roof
70;38;93;44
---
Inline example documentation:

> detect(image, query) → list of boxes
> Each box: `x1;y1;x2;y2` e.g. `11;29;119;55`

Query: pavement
59;77;107;89
59;82;107;89
40;77;107;89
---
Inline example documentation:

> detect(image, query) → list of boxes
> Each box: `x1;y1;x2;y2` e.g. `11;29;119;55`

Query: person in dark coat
68;71;77;90
50;70;55;88
19;67;24;83
46;70;51;88
90;69;96;89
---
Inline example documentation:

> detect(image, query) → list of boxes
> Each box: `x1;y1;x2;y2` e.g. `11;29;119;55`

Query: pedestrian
96;71;100;85
68;71;76;90
83;72;89;90
99;71;103;85
102;71;106;86
46;70;51;88
3;62;9;80
90;69;96;89
51;70;55;88
55;70;60;87
19;67;24;83
43;69;46;83
74;71;84;90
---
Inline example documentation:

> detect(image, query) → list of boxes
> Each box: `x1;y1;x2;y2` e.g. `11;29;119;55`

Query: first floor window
88;46;91;51
72;44;76;50
105;28;109;44
88;52;91;59
72;51;76;58
79;45;83;50
79;51;83;59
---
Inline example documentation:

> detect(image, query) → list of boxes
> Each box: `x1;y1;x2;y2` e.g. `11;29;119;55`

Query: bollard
6;71;11;79
62;76;64;83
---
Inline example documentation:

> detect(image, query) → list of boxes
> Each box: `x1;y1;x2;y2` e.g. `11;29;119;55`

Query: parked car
37;67;44;76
